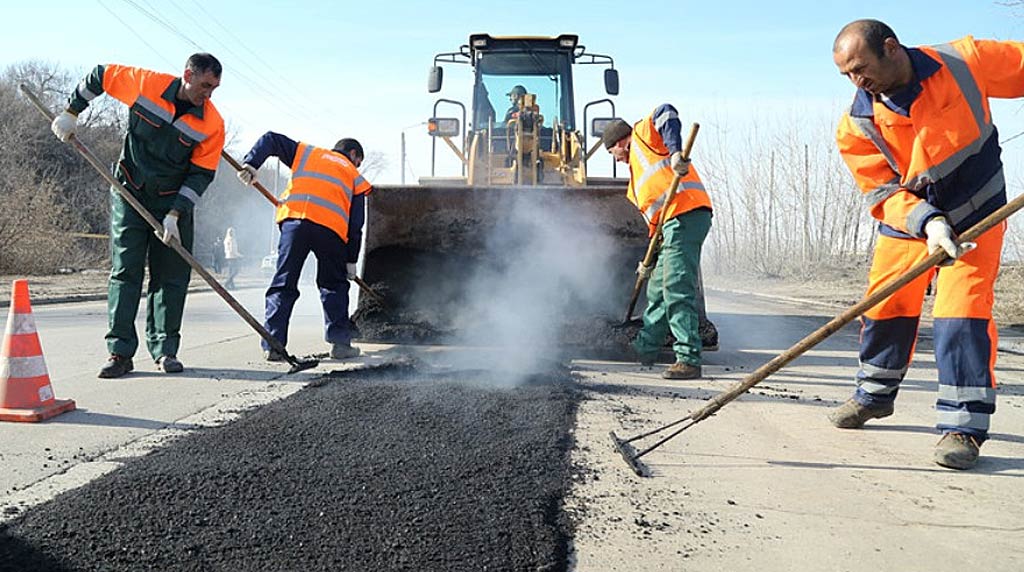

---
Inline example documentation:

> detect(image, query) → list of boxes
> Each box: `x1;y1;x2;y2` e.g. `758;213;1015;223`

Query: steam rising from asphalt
449;192;620;379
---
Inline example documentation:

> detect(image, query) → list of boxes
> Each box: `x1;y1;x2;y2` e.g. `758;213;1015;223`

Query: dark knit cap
601;119;632;149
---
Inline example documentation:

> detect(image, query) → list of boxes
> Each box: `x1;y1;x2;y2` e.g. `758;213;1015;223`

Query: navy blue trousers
263;219;351;350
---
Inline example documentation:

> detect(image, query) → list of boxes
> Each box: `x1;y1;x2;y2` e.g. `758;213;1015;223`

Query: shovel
219;151;388;307
20;85;319;374
610;191;1022;477
619;123;700;326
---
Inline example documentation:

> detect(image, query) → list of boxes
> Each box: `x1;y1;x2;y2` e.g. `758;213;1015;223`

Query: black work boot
828;398;894;429
662;362;702;380
98;354;134;379
934;432;981;470
157;355;184;373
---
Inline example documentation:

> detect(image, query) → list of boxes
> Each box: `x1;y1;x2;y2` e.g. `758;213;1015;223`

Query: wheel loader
352;34;713;357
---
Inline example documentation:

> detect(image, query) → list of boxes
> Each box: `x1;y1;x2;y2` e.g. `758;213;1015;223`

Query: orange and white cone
0;279;75;422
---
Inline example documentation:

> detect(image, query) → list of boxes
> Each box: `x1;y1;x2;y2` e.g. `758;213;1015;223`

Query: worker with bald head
828;19;1024;470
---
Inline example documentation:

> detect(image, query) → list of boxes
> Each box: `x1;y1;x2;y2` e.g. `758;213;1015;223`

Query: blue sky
4;1;1024;184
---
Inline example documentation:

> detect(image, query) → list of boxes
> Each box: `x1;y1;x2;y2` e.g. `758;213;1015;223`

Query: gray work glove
924;217;975;262
51;110;79;142
238;163;258;186
346;262;357;280
636;260;653;280
158;212;181;245
670;151;690;177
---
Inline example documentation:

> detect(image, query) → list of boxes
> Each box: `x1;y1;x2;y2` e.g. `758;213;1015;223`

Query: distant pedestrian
50;53;226;378
236;131;371;362
223;227;241;289
212;236;225;274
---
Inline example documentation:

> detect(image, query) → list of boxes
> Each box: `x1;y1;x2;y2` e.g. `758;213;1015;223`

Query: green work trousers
632;209;712;366
106;187;194;360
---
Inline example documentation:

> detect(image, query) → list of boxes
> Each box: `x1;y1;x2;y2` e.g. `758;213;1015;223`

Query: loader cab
427;34;620;185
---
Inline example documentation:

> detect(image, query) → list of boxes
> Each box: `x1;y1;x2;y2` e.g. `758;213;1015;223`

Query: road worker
829;19;1023;469
237;133;371;361
503;84;528;124
603;105;713;380
50;54;225;378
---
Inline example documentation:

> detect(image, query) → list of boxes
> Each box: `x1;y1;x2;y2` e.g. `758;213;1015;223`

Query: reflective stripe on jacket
836;37;1024;237
627;110;712;236
68;64;225;214
275;142;372;242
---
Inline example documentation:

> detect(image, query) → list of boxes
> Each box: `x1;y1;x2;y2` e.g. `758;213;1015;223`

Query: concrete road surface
1;285;1022;570
567;290;1024;571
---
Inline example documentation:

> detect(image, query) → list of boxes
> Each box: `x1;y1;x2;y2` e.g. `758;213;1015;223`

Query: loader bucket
352;184;649;358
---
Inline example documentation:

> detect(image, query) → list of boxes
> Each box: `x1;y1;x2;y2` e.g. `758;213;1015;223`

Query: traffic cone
0;279;75;422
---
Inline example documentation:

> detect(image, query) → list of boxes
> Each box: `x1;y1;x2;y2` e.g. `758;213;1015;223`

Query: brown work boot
828;398;894;429
934;432;981;470
662;362;701;380
98;354;133;379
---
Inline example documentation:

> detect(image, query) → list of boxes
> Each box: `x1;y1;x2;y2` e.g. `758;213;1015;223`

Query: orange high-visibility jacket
69;64;225;213
276;142;372;242
836;37;1024;238
627;109;712;236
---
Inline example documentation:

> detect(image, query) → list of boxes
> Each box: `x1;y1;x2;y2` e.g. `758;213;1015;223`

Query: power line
113;0;312;126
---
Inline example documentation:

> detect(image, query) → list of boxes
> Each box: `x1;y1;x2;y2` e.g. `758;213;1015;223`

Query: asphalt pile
0;363;580;571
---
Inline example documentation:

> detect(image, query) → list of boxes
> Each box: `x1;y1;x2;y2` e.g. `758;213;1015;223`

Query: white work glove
669;151;690;177
159;212;181;245
237;163;258;186
924;217;975;261
346;262;357;280
50;110;78;142
636;260;653;280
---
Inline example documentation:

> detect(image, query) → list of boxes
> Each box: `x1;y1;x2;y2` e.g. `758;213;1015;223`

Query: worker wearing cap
503;85;528;124
603;105;713;380
50;53;226;379
237;133;371;361
829;19;1024;470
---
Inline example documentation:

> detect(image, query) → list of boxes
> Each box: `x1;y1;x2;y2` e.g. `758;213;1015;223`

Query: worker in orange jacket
603;105;713;380
51;54;225;378
829;19;1022;470
237;133;372;361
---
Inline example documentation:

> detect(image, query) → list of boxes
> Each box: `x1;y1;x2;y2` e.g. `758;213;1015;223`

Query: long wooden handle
623;122;700;322
220;150;281;206
219;149;387;307
20;84;301;366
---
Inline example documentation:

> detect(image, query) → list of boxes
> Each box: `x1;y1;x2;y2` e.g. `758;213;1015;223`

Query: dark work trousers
106;187;193;360
263;218;350;351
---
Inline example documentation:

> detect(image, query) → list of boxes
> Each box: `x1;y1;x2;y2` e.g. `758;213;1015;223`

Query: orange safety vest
627;111;712;236
836;36;1024;237
275;142;372;242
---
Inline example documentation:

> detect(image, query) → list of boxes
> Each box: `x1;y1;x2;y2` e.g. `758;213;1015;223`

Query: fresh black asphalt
0;363;580;571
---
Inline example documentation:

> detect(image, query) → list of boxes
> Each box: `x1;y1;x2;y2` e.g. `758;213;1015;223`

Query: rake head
609;431;651;477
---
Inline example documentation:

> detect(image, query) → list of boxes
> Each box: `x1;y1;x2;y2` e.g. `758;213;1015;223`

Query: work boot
699;318;719;352
330;343;360;360
98;354;133;379
828;398;894;429
263;349;286;362
934;432;981;470
662;362;702;380
157;355;184;373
